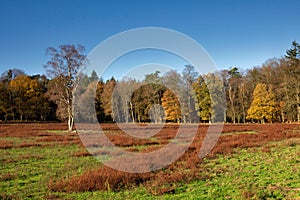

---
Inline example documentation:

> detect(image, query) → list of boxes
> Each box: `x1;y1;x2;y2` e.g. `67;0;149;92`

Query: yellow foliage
161;89;181;123
247;84;278;123
9;75;39;97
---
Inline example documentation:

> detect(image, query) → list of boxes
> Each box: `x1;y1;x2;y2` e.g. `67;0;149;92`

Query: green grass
0;144;102;199
0;136;36;146
195;138;300;199
45;130;70;134
222;131;258;136
66;138;300;200
1;136;299;199
124;144;162;152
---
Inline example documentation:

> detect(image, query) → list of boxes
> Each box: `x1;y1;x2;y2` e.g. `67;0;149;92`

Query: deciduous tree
227;67;242;123
9;75;39;121
203;72;226;123
112;77;138;123
161;89;181;123
44;44;86;130
101;77;116;122
181;65;198;123
247;84;278;123
193;75;211;122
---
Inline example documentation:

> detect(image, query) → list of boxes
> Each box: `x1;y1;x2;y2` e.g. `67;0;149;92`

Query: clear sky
1;0;300;79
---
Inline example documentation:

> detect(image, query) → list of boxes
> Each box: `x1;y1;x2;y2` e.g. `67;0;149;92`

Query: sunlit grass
1;124;300;199
0;144;101;199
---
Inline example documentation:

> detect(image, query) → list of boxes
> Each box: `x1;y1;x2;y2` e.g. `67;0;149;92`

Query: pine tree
247;83;278;123
285;41;300;122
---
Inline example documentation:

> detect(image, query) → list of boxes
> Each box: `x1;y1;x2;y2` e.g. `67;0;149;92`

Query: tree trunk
242;104;246;123
67;103;73;131
281;110;285;123
298;106;300;122
68;115;74;131
296;86;300;122
129;102;135;123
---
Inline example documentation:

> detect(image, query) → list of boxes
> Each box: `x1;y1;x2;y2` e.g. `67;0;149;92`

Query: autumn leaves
247;84;278;123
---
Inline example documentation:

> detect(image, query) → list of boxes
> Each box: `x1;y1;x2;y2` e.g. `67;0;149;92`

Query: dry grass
1;123;299;195
48;166;152;192
0;140;13;149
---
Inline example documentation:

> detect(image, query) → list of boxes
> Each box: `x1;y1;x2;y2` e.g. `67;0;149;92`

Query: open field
0;123;300;199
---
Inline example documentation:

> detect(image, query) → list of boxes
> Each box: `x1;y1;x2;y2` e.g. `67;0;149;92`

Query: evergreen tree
285;41;300;122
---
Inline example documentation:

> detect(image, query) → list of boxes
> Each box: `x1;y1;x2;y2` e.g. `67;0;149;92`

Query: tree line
0;42;299;128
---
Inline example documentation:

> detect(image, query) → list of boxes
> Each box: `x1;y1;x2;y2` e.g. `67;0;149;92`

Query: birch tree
44;44;86;131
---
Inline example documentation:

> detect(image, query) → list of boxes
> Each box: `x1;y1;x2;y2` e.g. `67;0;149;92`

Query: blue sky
1;0;300;80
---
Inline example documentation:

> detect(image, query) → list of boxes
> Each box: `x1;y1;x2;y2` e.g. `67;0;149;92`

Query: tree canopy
1;41;300;125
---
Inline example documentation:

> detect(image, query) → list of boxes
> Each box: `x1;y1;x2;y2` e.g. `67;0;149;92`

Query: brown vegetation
48;123;300;195
1;123;299;195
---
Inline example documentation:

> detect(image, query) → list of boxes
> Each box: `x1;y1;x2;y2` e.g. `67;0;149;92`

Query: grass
197;138;300;199
2;138;300;199
45;138;300;200
0;136;36;147
222;130;258;136
0;124;300;199
44;130;70;134
0;144;102;199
